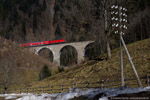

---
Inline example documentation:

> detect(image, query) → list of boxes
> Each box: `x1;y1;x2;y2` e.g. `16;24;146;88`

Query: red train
19;39;65;47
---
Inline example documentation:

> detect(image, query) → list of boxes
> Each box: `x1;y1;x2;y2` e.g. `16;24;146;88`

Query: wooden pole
119;6;125;87
19;88;21;94
86;81;89;89
26;88;28;94
12;89;15;93
73;82;76;88
101;80;104;89
50;85;53;93
120;35;125;86
34;88;36;94
41;86;44;93
120;36;142;87
147;74;149;86
60;84;63;93
0;89;1;94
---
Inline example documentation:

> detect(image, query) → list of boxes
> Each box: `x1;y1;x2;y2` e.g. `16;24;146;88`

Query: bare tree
0;51;16;92
99;0;114;60
100;0;128;60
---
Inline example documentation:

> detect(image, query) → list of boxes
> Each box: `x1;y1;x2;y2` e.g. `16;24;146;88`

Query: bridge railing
1;74;150;94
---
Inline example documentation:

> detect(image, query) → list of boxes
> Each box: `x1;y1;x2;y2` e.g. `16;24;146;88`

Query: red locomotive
19;39;65;47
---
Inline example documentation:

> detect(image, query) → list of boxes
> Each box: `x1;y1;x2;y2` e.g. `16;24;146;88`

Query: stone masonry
29;41;94;66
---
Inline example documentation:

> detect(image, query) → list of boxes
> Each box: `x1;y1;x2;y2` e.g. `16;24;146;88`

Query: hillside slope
31;38;150;88
0;0;150;44
0;37;55;90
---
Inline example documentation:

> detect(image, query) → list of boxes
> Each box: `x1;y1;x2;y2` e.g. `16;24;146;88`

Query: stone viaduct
29;41;95;66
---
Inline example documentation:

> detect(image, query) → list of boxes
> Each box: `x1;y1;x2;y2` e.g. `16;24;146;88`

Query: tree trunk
104;2;111;60
106;31;111;60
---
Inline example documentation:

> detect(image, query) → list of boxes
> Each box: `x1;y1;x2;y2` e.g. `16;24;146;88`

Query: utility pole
111;5;142;87
119;6;125;87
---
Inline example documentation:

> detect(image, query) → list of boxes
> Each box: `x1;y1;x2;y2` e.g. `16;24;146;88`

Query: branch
101;0;105;6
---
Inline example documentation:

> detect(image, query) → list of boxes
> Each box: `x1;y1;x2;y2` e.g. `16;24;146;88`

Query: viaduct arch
38;48;54;62
60;45;78;66
29;41;94;66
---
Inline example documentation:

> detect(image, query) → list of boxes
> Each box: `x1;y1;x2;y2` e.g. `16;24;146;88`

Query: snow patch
99;97;108;100
2;86;150;100
5;96;17;99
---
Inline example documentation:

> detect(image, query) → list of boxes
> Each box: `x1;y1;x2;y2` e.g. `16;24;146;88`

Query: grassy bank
30;38;150;89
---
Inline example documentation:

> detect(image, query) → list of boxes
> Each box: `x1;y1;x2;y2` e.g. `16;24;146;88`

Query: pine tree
55;25;62;40
39;65;51;80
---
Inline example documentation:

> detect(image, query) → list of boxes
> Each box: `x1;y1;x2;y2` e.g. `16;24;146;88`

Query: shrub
39;65;51;80
58;66;64;73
